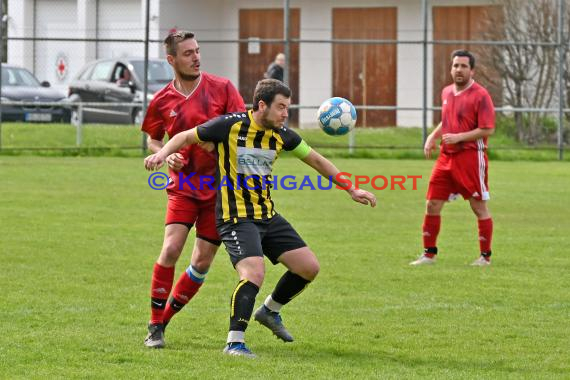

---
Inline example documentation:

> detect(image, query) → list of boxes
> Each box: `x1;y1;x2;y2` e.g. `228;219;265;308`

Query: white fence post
76;104;83;147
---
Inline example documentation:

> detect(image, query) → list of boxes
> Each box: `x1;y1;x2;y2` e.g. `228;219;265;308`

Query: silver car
1;64;70;123
67;58;173;125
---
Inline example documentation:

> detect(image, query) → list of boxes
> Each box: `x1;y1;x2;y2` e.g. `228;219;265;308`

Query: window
78;64;95;80
131;60;173;83
1;67;41;87
112;64;129;83
89;61;114;81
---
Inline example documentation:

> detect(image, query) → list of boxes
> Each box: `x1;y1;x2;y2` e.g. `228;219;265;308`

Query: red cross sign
56;53;68;81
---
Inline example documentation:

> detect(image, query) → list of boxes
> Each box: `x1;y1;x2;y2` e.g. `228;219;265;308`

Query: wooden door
333;8;397;127
239;9;300;125
433;6;503;124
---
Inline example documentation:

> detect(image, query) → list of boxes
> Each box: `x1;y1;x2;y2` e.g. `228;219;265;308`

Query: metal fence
0;0;568;159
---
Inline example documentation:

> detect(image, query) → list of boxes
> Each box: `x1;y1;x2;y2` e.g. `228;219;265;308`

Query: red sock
162;268;205;325
422;214;441;257
478;218;493;259
149;263;175;324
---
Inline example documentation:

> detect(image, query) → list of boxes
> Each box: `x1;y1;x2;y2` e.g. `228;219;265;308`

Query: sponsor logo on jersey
237;147;275;176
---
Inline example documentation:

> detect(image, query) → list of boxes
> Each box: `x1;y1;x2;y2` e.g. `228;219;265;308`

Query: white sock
227;330;245;344
264;295;284;313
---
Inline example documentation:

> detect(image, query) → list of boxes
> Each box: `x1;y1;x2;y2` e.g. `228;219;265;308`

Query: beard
453;74;470;86
260;115;272;129
260;109;278;129
179;71;201;81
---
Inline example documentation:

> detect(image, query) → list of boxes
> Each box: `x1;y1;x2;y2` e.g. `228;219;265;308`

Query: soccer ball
317;97;357;136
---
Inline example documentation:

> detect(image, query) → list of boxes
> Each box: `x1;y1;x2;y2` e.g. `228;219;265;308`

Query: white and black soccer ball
317;97;357;136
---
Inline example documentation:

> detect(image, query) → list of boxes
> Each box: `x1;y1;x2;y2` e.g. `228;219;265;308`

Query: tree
483;0;563;143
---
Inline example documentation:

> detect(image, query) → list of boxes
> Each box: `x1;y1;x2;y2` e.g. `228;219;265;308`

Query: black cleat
254;306;294;342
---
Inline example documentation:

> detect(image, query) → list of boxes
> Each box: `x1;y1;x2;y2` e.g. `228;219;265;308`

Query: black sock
271;271;311;306
229;280;259;332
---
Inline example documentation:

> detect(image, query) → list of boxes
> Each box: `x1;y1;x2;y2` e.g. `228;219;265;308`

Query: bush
495;113;567;144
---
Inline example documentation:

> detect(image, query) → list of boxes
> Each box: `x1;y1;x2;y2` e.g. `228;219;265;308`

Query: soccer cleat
144;323;165;348
253;305;294;342
223;342;257;358
409;254;436;266
471;256;491;266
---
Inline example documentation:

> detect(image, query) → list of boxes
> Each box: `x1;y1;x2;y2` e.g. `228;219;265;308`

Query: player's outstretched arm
146;136;186;171
147;136;164;153
144;129;199;171
302;150;377;208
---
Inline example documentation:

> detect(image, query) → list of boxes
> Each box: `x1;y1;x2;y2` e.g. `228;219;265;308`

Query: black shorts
217;214;307;266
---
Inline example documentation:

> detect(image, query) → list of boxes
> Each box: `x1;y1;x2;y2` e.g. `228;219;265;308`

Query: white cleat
471;256;491;266
409;254;436;266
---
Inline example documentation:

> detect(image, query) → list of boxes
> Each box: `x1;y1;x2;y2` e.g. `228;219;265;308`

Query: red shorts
165;193;220;244
427;150;490;201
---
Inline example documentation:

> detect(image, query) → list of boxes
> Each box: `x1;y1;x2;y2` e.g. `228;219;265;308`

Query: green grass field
1;156;569;378
1;122;567;161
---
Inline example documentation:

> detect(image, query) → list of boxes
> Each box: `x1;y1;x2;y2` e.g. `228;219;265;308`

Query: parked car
1;64;70;122
67;58;173;125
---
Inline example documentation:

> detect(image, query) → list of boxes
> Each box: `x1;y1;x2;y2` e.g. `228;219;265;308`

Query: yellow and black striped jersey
197;110;308;222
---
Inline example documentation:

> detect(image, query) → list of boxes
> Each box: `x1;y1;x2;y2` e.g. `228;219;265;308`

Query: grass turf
0;156;568;378
0;122;567;161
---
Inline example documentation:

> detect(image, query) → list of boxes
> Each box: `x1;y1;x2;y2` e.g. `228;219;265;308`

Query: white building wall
77;0;98;67
397;0;431;128
34;0;77;89
97;0;141;58
6;0;493;126
201;0;428;127
147;0;162;57
7;0;35;72
7;0;155;90
156;0;237;81
298;2;332;128
161;0;492;127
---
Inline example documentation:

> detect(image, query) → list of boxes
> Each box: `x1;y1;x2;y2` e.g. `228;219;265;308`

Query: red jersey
142;81;184;140
440;81;495;154
142;71;246;200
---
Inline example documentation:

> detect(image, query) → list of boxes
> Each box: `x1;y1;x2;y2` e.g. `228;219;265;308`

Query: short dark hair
163;31;195;56
451;49;475;69
252;79;291;111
